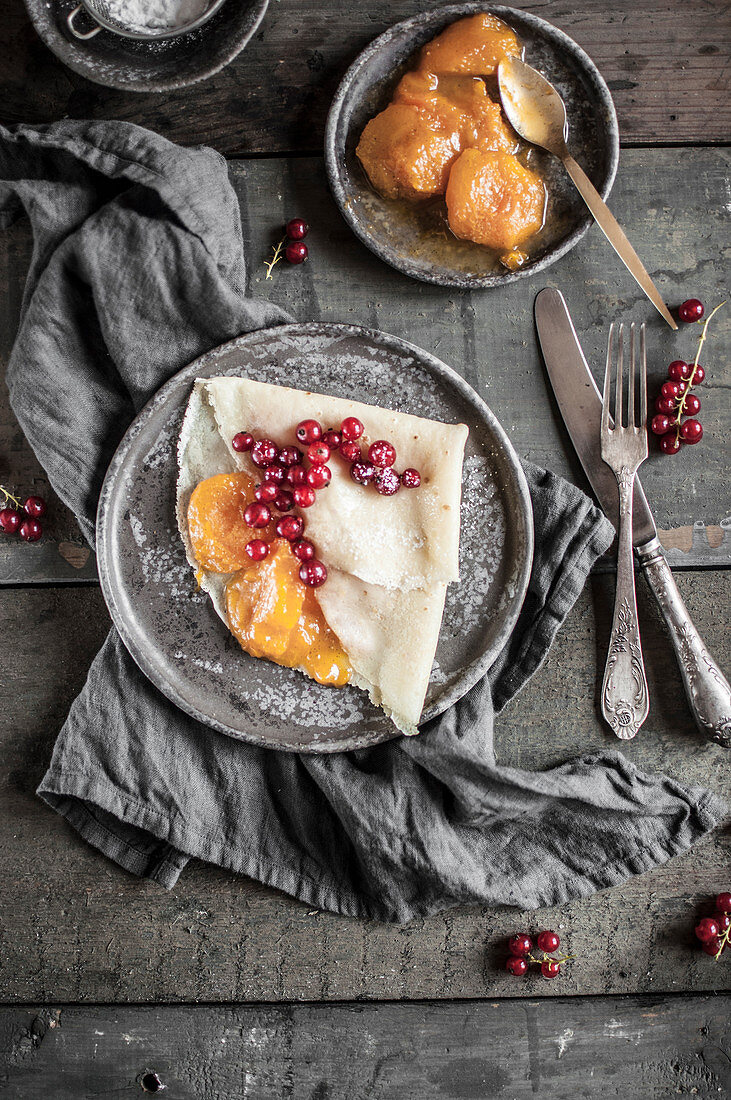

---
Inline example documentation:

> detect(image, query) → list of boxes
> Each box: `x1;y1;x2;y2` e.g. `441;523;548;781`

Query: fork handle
601;468;650;738
637;538;731;747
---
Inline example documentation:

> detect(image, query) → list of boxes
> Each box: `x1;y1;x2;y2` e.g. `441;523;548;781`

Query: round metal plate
24;0;268;93
325;3;619;289
96;324;533;752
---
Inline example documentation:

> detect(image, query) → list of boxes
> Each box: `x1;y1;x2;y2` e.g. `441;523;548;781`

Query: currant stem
672;300;725;436
0;486;22;510
264;237;286;280
527;952;575;966
713;922;730;961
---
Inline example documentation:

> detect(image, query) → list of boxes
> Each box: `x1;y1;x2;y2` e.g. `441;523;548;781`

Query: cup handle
67;5;101;39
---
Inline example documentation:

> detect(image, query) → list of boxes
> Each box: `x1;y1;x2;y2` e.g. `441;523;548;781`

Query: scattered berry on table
293;486;316;509
286;464;308;487
679;418;703;444
19;519;42;542
504;929;574;978
23;496;47;518
285;241;308;265
350;460;376;485
232;431;254;453
278;446;303;468
263;464;286;483
274;489;295;512
651;414;673;436
307;465;331;489
0;487;47;541
678;298;704;323
401;468;421;488
507;933;533;957
297;419;322;445
374;467;401;496
339;440;362;463
255;482;279;504
536;930;560;953
701;938;724;957
340;417;364;442
286;218;308;241
541;959;561;980
251;439;278;468
506;956;528;976
368;440;397;468
0;507;20;534
696;917;721;943
717;893;731;913
245;539;269;562
276;515;304;541
322;429;341;450
695;891;731;960
307;442;330;466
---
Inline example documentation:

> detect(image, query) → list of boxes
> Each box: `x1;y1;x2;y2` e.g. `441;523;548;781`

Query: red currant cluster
505;929;573;980
0;487;47;543
264;218;310;278
694;891;731;961
232;416;421;587
650;298;723;455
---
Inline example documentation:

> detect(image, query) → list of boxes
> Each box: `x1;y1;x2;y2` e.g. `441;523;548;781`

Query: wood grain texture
0;995;729;1099
1;0;729;153
0;577;727;1004
0;148;729;582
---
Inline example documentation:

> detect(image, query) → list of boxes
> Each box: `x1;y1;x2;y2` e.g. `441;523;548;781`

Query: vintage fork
600;322;650;739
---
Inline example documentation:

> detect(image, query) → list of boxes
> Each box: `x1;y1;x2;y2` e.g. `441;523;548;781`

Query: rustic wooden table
0;1;729;1096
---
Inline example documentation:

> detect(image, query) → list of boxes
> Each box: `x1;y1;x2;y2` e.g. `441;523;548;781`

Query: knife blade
534;286;730;748
534;287;656;547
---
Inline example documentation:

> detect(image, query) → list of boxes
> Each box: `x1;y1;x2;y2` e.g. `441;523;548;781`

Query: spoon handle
561;154;677;331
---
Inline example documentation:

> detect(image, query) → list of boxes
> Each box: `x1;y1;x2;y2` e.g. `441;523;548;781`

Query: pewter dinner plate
96;324;533;753
325;3;619;289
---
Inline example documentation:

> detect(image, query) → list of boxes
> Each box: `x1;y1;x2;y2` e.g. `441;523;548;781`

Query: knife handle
637;538;731;747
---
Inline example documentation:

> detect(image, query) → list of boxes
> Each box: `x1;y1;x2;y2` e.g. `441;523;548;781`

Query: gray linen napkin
1;121;723;921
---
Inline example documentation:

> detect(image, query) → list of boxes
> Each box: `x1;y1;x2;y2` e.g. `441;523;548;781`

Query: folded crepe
176;377;468;734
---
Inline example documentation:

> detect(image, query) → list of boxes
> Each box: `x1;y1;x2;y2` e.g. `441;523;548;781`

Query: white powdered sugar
101;0;210;31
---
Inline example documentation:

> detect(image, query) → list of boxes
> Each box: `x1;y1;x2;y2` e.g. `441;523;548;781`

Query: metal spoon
497;56;677;330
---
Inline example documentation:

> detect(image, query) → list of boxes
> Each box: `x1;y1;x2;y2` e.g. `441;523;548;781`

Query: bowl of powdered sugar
24;0;269;90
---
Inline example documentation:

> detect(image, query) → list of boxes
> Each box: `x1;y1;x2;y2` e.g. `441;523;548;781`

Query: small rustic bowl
23;0;269;93
325;3;619;289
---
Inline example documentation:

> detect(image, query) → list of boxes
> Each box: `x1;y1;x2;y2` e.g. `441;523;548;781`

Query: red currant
368;440;396;468
293;485;316;509
23;496;47;518
716;892;731;913
683;393;701;416
322;430;341;450
275;489;295;512
251;439;278;468
541;959;561;979
296;420;322;445
255;482;279;504
232;431;254;453
285;218;308;241
307;465;331;489
651;414;672;436
678;298;704;323
276;515;304;542
307;442;330;466
245;539;269;562
292;539;315;562
278;446;303;468
660;432;682;454
0;507;20;533
715;912;731;933
263;465;286;484
701;938;722;957
374;468;400;496
506;956;528;976
340;417;364;442
401;468;421;489
285;241;308;265
244;502;271;529
350;461;376;485
692;365;705;383
19;519;42;542
680;418;703;444
695;917;720;942
668;360;691;382
286;464;308;487
661;381;681;400
655;396;676;415
339;440;361;463
299;559;327;587
507;934;532;957
536;930;560;953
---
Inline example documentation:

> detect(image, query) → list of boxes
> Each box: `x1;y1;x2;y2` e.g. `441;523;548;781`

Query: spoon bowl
498;55;568;155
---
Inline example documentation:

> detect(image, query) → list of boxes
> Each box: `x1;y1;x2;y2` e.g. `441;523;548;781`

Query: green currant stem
264;237;286;280
672;300;726;442
0;486;22;510
713;922;730;962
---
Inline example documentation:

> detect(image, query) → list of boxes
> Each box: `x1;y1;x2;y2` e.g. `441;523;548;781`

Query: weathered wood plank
1;0;729;153
0;148;729;582
0;995;729;1099
0;577;727;1004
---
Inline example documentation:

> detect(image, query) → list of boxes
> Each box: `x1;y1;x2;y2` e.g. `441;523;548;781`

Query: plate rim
324;2;620;289
96;321;534;753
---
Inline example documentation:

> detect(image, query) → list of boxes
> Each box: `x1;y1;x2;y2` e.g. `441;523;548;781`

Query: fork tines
601;321;647;440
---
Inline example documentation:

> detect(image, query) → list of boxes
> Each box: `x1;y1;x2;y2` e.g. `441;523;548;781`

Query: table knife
535;287;730;747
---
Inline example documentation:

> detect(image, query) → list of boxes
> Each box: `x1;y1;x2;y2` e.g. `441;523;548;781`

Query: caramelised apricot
393;72;518;156
445;148;545;253
187;472;273;573
417;13;521;77
356;102;462;201
226;541;350;686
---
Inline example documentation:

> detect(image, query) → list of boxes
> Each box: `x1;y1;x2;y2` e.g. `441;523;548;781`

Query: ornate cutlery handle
638;538;731;747
601;470;650;739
